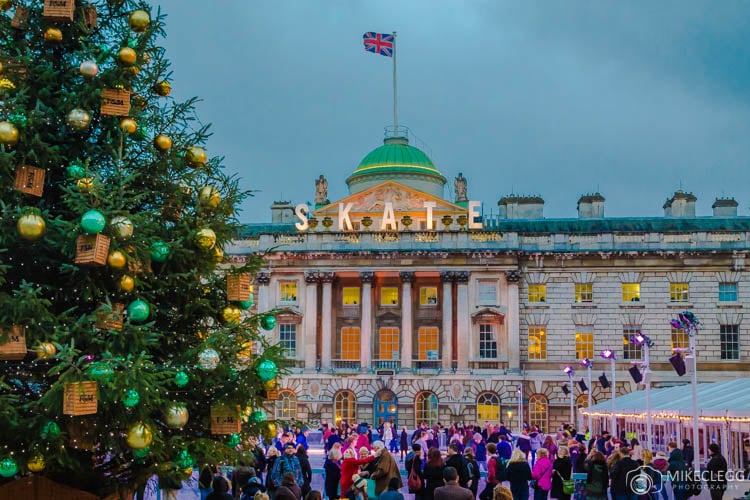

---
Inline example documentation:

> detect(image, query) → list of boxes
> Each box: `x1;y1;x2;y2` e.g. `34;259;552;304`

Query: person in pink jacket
531;448;554;500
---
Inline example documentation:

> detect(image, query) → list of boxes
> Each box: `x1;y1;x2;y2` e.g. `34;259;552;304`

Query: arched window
576;394;594;410
477;392;500;421
334;390;356;425
275;390;297;420
528;394;548;431
415;392;439;426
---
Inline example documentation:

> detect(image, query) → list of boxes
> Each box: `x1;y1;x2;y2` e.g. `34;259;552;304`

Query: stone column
456;271;470;370
400;272;414;370
360;272;374;371
303;272;318;371
506;270;521;372
320;272;334;370
441;272;454;371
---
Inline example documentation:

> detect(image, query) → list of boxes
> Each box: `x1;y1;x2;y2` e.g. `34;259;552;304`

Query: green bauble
81;209;106;234
227;433;241;448
8;113;28;128
132;447;150;460
255;359;277;382
88;361;114;382
248;410;267;423
40;421;61;441
66;164;86;180
176;449;193;469
174;371;189;387
134;125;149;142
123;389;140;408
237;294;254;310
150;241;170;263
0;457;18;478
127;299;150;323
260;314;276;331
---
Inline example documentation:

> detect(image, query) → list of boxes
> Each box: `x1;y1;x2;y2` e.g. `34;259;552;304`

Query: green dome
347;137;445;183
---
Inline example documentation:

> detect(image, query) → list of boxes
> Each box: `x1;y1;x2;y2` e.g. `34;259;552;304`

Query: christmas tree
0;0;283;496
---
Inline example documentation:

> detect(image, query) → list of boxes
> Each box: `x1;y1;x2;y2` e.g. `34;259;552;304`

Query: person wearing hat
359;440;402;496
270;442;304;490
346;474;368;500
706;443;728;500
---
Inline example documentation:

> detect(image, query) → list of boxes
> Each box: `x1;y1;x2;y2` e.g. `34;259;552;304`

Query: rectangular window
528;284;547;303
671;327;689;353
479;323;497;359
528;327;547;360
377;327;399;360
380;287;399;306
720;325;739;360
419;287;438;306
623;326;642;360
279;323;297;357
622;283;641;302
343;287;360;306
670;282;689;302
339;327;360;360
575;283;593;303
279;281;297;303
478;281;497;306
575;327;594;360
417;326;439;360
719;283;738;302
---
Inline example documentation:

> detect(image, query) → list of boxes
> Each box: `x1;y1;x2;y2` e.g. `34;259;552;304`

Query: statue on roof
315;175;329;206
454;172;468;203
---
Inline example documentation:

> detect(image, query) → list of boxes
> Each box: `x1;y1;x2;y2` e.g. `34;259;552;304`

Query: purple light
563;365;574;375
632;333;647;345
600;349;616;360
579;358;592;368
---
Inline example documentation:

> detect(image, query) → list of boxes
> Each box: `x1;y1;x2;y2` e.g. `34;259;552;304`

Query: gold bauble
181;467;193;478
77;177;95;193
118;47;137;66
154;81;171;97
107;250;127;269
184;146;207;168
198;186;221;209
264;422;278;440
110;216;134;240
118;275;135;293
67;108;91;131
35;342;57;359
27;454;45;473
154;134;172;151
0;121;19;146
0;0;11;12
195;228;216;249
126;422;153;449
80;60;99;78
213;246;224;264
17;212;46;241
221;306;242;325
123;65;140;78
164;404;189;429
128;9;150;33
119;118;137;134
44;27;63;43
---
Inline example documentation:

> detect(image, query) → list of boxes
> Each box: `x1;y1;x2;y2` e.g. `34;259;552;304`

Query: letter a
381;202;396;231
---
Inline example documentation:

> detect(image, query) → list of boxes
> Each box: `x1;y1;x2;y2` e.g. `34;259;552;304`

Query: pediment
471;307;506;323
313;180;466;217
275;307;303;324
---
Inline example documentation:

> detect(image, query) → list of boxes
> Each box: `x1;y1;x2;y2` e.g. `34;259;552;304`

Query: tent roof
582;379;750;419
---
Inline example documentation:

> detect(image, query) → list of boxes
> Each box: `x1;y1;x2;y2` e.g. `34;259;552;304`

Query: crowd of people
193;420;732;500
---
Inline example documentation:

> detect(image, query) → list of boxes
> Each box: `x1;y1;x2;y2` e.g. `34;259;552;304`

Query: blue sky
149;0;750;222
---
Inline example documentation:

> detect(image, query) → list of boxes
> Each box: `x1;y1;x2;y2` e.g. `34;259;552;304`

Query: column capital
505;269;521;283
304;271;319;284
360;271;375;284
440;271;455;283
256;272;270;285
319;271;335;283
399;271;415;283
454;271;469;283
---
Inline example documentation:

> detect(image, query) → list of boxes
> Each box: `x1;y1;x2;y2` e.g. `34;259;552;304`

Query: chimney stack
712;197;738;217
497;195;544;219
577;193;605;219
663;190;696;217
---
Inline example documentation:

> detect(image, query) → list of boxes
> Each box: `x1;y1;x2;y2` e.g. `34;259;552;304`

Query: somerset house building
226;130;750;433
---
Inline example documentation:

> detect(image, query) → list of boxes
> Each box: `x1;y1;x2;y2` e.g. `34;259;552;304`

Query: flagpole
392;31;398;134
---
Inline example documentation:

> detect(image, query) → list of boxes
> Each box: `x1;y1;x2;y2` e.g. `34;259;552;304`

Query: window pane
479;323;497;359
343;287;360;305
275;390;297;420
420;287;438;305
719;283;738;302
477;393;500;421
335;391;356;425
575;283;593;303
528;327;547;360
623;326;642;360
381;287;399;306
478;282;497;305
415;392;439;426
575;328;594;360
622;283;641;302
340;327;360;360
279;281;297;303
670;327;689;353
528;284;547;303
418;327;439;360
377;327;400;360
670;282;689;302
720;324;739;360
279;323;297;357
528;394;548;430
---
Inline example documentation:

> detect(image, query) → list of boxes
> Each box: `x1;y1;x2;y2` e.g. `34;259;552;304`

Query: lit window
415;392;439;426
622;283;640;302
381;287;399;306
528;284;547;303
339;327;360;360
576;394;591;411
623;326;642;360
479;323;497;359
575;283;593;303
719;283;738;302
279;281;297;303
575;327;594;360
528;327;547;360
670;282;689;302
417;326;439;360
478;281;497;305
343;287;360;306
477;392;500;421
279;323;297;357
420;287;438;306
377;327;399;361
720;325;739;360
334;390;356;425
275;390;297;420
528;394;548;430
670;327;689;353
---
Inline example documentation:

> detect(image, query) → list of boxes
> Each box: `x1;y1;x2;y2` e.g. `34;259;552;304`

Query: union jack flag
363;32;394;57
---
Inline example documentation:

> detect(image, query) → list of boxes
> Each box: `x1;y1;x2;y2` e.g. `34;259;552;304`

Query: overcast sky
149;0;750;222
